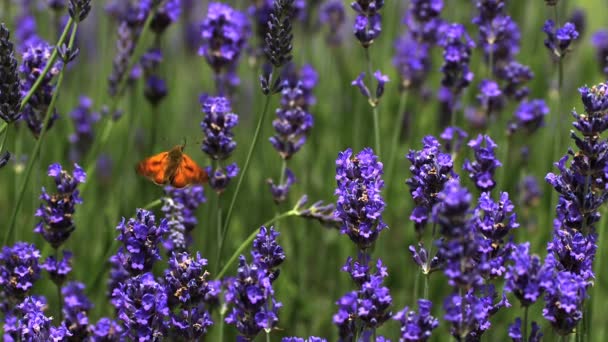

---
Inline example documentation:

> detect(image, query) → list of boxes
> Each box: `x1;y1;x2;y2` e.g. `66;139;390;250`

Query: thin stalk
0;122;10;154
4;22;79;245
266;332;271;342
386;91;408;190
423;274;429;299
413;269;420;305
218;308;225;342
523;306;529;342
364;48;381;157
215;93;273;272
215;209;297;280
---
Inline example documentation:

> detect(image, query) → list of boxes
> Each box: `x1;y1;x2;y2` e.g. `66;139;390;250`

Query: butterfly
135;144;208;188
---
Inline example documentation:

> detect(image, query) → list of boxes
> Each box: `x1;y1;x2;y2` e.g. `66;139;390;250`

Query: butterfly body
136;145;208;188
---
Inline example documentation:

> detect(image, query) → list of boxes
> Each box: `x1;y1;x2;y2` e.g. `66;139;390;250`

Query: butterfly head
168;144;185;162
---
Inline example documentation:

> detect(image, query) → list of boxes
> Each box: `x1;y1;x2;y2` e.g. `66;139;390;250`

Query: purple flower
408;243;442;275
225;256;282;340
403;0;443;44
545;226;596;282
439;126;468;154
374;70;389;99
438;23;475;95
543;20;579;58
542;271;587;335
164;252;219;339
270;80;315;159
150;0;181;35
0;242;41;303
283;337;327;342
393;299;439;341
201;96;239;160
252;226;286;281
112;273;169;340
34;163;86;248
496;61;534;100
508;317;543;342
476;79;503;114
519;175;542;208
107;254;129;302
3;296;71;341
268;168;296;204
69;96;100;162
200;2;249;74
591;30;608;75
41;250;72;286
294;195;342;229
205;163;239;194
114;209;168;275
509;99;549;135
463;134;501;192
0;24;22;123
393;33;431;91
406;136;455;236
351;0;384;47
62;282;92;340
444;285;509;340
161;185;206;253
352;72;371;99
90;317;123;341
20;41;61;137
334;148;386;250
504;243;551;307
474;12;521;68
68;0;93;22
320;0;345;45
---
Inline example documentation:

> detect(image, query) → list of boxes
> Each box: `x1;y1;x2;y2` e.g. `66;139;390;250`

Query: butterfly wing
135;152;170;185
170;153;208;188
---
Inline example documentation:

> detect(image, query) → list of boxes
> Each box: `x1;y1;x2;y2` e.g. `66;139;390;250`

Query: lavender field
1;0;608;341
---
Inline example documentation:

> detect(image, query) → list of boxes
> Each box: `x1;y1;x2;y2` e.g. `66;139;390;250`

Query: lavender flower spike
0;24;22;123
161;185;206;253
351;0;384;47
0;242;41;302
463;134;501;192
543;20;579;59
393;299;439;341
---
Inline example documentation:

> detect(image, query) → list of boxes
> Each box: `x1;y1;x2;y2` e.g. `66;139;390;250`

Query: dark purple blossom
114;208;168;275
393;299;439;341
282;337;327;342
62;281;92;340
438;23;475;98
161;185;206;253
403;0;443;44
112;272;169;340
35;163;86;248
268;168;296;204
205;163;239;194
545;226;596;281
439;126;468;154
408;243;442;275
41;250;72;286
3;296;71;341
443;285;509;341
252;226;286;281
496;61;534;100
591;30;608;75
542;271;587;336
543;20;579;59
225;256;282;340
69;96;100;162
509;99;549;135
351;0;384;48
0;24;22;123
474;11;521;68
20;41;61;137
568;8;586;38
0;242;41;303
320;0;345;45
201;96;238;161
107;254;129;302
334;148;386;250
477;79;503;115
508;318;543;342
90;317;123;341
519;175;542;208
393;33;431;91
505;243;551;307
463;134;501;192
150;0;181;35
164;252;219;339
47;0;66;11
406;136;455;237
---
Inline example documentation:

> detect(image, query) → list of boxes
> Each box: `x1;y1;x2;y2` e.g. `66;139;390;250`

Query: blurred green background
2;0;608;340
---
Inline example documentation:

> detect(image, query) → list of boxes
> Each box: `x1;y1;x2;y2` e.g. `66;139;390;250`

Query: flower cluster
463;134;502;193
201;96;239;193
473;1;521;69
320;0;345;46
591;30;608;75
334;148;386;250
543;20;579;59
508;99;549;135
150;0;180;35
162;185;206;253
351;0;385;47
406;136;455;237
41;250;72;286
34;163;86;248
3;296;71;341
0;24;21;124
352;70;390;104
20;41;61;137
504;243;550;307
69;96;100;162
114;209;168;275
263;0;295;68
164;252;220;339
62;282;93;339
393;299;439;341
0;242;41;304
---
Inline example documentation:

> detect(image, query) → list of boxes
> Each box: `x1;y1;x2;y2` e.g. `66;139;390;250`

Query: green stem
215;93;273;272
423;274;429;299
523;306;529;342
364;48;381;157
266;332;271;342
385;91;408;190
218;307;225;342
413;270;420;305
4;22;79;245
55;248;63;322
3;0;10;25
18;19;73;112
215;210;297;280
500;135;512;191
0;122;10;155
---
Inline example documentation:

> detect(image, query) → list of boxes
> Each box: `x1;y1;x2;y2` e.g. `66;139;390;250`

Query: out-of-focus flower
508;99;549;135
496;61;533;100
591;30;608;75
335;148;386;250
41;250;72;286
0;24;22;123
35;163;86;248
505;243;550;307
69;96;100;162
268;168;296;204
509;317;543;342
393;299;439;341
320;0;345;46
205;163;239;194
543;20;579;59
150;0;180;35
439;126;468;154
62;281;92;340
161;185;206;253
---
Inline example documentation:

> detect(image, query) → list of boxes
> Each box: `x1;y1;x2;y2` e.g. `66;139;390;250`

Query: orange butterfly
135;144;208;188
